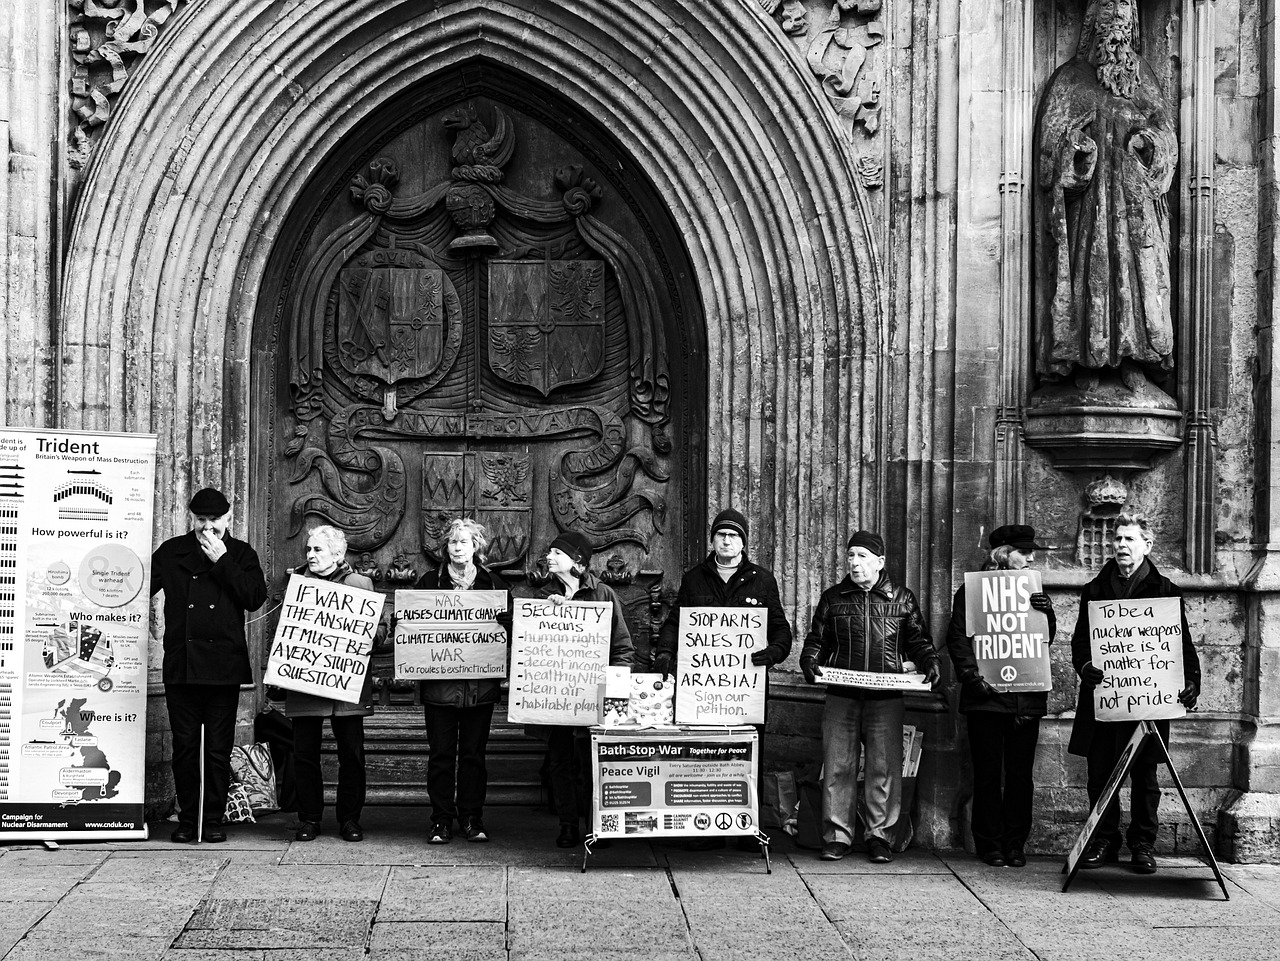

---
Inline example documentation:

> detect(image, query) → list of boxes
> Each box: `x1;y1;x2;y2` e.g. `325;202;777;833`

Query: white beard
1093;20;1141;99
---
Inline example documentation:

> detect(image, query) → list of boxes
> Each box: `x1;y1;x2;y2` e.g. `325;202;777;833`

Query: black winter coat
944;584;1055;716
800;573;939;697
414;563;512;709
1068;558;1201;760
655;554;793;665
151;530;269;686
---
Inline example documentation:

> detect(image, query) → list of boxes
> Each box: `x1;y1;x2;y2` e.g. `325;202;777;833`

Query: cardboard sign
963;570;1052;692
393;589;508;680
1088;596;1186;722
674;607;767;725
508;598;611;725
265;573;385;704
591;727;759;838
818;667;932;692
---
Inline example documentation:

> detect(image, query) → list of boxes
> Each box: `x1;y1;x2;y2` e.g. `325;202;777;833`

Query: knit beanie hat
847;530;886;556
548;530;594;568
710;508;749;542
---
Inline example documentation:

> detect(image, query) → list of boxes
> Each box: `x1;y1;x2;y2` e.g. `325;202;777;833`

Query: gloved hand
1080;662;1105;687
1029;592;1054;614
652;652;673;680
923;662;942;686
964;676;999;699
1178;680;1200;711
800;657;823;685
750;649;773;667
1012;714;1035;730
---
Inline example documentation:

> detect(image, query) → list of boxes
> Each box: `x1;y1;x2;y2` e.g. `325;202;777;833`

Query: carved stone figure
1033;0;1177;387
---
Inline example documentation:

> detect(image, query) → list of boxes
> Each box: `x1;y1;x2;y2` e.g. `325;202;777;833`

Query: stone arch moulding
59;0;884;627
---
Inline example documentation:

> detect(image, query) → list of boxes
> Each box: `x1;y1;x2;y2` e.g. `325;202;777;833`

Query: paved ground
1;806;1276;961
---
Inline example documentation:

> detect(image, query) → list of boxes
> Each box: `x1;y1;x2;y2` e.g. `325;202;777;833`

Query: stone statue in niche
1024;0;1182;471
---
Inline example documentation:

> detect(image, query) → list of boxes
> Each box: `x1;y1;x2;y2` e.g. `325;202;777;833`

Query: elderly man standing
1071;512;1200;874
654;508;792;851
800;531;941;864
151;488;268;843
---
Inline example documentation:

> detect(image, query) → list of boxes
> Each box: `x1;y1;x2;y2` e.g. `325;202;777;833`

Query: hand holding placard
1088;596;1185;722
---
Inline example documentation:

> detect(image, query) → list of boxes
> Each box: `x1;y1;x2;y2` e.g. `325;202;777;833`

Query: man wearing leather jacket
800;530;941;864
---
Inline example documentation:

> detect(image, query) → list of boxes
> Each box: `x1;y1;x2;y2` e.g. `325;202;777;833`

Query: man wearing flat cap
800;530;941;864
151;487;268;843
654;507;792;850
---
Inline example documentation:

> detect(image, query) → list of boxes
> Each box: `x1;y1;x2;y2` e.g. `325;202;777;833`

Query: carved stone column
0;0;62;426
1230;0;1280;863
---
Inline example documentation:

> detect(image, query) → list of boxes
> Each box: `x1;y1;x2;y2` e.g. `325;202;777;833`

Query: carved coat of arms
488;260;605;395
338;266;445;383
421;451;532;567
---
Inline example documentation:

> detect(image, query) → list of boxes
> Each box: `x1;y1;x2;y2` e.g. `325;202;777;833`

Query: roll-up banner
0;428;157;842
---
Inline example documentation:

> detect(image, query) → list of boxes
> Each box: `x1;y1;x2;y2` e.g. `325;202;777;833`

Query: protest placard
818;667;932;692
963;570;1052;692
1088;596;1185;722
264;573;385;704
674;607;767;724
508;598;611;725
393;589;508;680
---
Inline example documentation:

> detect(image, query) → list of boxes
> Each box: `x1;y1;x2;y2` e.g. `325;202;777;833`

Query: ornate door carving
255;85;705;709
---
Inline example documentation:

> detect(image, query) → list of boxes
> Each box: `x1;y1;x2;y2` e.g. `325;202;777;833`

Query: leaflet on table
0;427;157;840
818;667;932;691
590;727;759;839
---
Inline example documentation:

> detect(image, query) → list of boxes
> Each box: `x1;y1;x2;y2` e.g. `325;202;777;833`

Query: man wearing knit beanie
654;506;792;852
799;529;941;864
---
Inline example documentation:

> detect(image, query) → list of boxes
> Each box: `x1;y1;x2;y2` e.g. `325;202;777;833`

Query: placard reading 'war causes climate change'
393;590;508;680
508;598;611;725
964;570;1053;692
674;607;767;725
265;574;386;704
1;427;157;841
1088;596;1186;722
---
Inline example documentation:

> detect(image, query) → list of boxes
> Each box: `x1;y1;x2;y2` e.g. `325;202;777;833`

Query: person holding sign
534;531;634;848
151;487;268;844
799;531;941;864
284;526;388;843
653;507;792;852
1070;513;1201;874
945;526;1056;867
413;518;511;845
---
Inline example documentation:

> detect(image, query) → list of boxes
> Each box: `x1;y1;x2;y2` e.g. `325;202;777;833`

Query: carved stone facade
3;0;1279;859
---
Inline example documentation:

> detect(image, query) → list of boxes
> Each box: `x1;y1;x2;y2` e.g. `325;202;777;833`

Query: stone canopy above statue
1023;0;1183;471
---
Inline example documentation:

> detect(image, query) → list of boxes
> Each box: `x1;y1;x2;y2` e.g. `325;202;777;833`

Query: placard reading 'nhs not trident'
964;570;1052;693
265;574;385;704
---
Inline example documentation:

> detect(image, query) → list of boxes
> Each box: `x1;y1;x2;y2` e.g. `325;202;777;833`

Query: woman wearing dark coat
945;526;1056;867
286;525;386;843
532;530;634;848
414;518;510;845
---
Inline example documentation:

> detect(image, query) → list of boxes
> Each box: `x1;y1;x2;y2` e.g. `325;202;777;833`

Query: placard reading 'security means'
508;599;611;725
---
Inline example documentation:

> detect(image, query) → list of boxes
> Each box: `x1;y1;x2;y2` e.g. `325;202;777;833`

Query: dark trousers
166;683;241;827
548;727;589;824
966;713;1041;855
424;702;496;824
292;714;366;825
1086;722;1161;849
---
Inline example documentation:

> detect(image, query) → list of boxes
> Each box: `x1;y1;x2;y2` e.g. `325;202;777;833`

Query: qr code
599;814;619;834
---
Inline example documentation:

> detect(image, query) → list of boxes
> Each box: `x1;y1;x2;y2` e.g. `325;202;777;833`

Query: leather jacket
800;573;939;679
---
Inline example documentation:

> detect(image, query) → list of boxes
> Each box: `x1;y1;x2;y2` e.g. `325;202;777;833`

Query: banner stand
582;828;771;874
1061;720;1228;899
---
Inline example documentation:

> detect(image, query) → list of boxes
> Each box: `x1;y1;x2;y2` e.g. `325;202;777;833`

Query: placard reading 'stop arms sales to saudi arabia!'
0;427;157;841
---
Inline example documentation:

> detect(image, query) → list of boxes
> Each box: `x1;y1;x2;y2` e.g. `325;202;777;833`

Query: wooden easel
1061;720;1228;899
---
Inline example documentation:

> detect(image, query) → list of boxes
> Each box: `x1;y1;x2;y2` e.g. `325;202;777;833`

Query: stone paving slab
80;856;226;885
370;921;506;950
5;935;174;960
0;906;53;959
0;863;100;901
788;849;953;875
379;866;507;922
208;863;388;899
161;951;366;961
